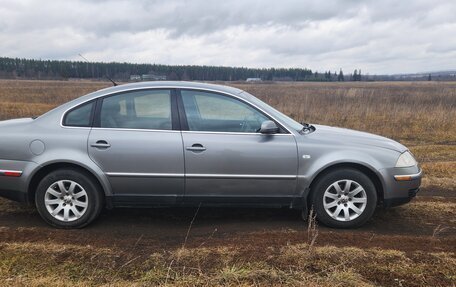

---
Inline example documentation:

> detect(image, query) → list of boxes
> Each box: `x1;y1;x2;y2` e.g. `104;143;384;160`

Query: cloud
0;0;455;74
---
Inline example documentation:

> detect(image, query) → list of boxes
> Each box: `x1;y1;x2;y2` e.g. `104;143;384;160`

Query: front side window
100;90;172;130
63;101;94;127
181;90;269;133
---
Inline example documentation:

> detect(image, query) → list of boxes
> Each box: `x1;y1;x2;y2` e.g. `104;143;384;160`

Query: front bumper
380;166;422;208
393;171;422;182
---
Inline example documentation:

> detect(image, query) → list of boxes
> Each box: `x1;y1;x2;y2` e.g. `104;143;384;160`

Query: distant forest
0;57;317;81
0;57;454;81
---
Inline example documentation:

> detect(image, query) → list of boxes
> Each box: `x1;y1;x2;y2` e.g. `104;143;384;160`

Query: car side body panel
87;128;185;202
295;138;400;195
0;117;113;201
181;131;299;204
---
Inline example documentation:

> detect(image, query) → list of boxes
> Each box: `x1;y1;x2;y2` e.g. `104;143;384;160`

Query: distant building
246;77;262;82
142;73;167;81
130;75;141;81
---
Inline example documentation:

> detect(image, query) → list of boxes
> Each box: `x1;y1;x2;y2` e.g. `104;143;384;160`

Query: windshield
241;92;304;132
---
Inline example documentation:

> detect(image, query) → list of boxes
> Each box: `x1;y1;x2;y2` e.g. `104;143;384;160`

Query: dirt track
1;189;455;255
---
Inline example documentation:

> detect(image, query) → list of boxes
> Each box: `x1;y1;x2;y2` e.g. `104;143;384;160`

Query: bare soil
1;196;454;254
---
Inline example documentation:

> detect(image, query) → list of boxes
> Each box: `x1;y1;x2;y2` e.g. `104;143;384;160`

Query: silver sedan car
0;81;421;228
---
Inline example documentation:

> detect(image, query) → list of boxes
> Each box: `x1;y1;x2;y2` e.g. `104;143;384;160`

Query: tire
35;168;103;228
311;168;377;228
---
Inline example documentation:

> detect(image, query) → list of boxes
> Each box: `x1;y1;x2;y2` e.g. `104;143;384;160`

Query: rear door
178;89;298;205
88;89;184;205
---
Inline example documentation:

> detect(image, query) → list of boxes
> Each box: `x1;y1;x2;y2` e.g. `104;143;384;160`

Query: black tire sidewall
35;169;102;229
311;168;377;228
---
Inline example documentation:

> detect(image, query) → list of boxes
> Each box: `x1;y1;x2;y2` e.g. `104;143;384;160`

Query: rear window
63;102;94;127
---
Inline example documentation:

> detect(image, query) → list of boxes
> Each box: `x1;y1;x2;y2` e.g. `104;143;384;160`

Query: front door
88;89;184;205
179;89;298;205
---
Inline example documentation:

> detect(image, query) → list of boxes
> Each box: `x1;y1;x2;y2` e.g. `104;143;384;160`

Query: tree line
1;57;454;82
0;57;316;81
0;57;373;82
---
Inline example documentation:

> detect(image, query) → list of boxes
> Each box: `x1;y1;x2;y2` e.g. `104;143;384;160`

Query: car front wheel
311;168;377;228
35;168;103;228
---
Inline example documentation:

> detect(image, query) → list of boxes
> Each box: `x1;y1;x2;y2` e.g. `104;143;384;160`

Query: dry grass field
0;79;455;286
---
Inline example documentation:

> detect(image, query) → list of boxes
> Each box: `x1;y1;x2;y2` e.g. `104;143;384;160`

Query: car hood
309;124;407;153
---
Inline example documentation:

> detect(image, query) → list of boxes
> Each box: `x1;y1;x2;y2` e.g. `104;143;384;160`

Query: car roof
85;81;244;99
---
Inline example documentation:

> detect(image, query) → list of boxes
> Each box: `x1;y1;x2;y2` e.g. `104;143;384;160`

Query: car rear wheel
35;168;103;228
311;168;377;228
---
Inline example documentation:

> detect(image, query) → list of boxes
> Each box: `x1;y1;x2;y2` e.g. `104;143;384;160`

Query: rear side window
99;90;172;130
63;102;94;127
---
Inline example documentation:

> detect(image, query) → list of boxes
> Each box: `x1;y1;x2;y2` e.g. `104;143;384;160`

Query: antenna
78;53;118;86
105;75;118;86
78;53;90;62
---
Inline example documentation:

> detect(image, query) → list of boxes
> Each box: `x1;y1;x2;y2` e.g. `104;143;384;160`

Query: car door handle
186;144;206;152
91;140;111;149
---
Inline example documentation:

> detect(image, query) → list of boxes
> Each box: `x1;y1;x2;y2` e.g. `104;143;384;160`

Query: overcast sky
1;0;455;74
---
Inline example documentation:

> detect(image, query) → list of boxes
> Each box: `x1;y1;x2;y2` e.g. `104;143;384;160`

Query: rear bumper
380;166;422;208
0;188;28;202
0;159;36;203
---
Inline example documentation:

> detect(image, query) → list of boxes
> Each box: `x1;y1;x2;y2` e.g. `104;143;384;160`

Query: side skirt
108;195;304;209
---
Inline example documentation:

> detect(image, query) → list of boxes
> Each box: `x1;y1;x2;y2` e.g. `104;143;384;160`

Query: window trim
92;88;178;131
177;88;290;134
62;100;97;128
60;86;295;135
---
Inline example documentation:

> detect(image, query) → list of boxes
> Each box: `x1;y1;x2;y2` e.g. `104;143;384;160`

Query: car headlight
395;151;417;167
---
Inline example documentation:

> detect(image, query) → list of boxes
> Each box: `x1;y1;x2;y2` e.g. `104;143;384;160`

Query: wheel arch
306;162;385;208
27;161;109;204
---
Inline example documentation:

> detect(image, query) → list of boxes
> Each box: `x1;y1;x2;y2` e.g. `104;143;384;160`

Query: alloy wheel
44;180;88;222
323;179;367;222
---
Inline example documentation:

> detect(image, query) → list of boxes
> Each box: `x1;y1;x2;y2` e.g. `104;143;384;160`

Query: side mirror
259;120;279;134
